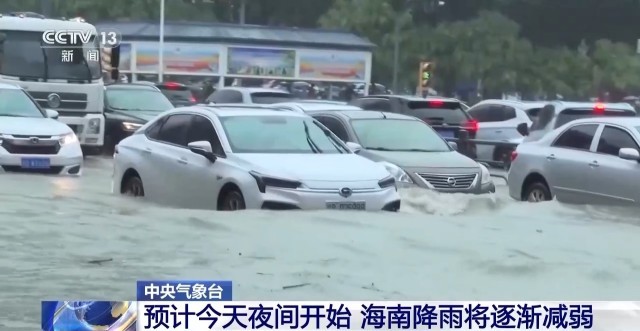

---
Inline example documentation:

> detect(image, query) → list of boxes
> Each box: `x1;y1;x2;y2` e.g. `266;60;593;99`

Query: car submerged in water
274;106;495;194
112;105;401;211
0;83;82;175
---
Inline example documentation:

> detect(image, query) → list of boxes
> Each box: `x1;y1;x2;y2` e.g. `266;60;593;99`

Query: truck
0;13;117;155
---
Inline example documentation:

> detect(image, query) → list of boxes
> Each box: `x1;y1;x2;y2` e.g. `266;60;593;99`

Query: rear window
525;107;543;120
250;92;294;104
157;85;195;105
555;108;636;128
406;100;470;125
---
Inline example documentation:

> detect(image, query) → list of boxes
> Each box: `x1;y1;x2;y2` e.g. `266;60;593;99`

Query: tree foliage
3;0;640;99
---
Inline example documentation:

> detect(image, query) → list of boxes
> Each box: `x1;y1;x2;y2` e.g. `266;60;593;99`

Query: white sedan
0;84;82;175
112;106;401;211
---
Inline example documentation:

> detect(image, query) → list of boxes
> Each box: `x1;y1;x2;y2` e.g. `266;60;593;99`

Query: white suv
205;87;295;104
467;99;547;166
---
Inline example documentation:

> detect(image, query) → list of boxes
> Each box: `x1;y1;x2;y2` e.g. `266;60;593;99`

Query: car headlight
249;171;302;193
379;161;413;184
59;132;78;145
122;122;143;132
479;163;491;184
87;118;101;134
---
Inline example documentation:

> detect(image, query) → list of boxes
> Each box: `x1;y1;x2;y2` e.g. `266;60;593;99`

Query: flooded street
1;157;640;330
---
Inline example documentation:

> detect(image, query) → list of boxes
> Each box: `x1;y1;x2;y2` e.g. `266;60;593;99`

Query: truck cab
0;13;106;155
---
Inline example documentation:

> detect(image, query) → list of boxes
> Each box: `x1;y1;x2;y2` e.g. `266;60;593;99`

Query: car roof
564;116;640;126
550;101;636;113
272;102;362;112
187;105;309;118
0;82;22;90
106;83;159;90
322;110;418;120
473;99;549;109
218;87;291;94
363;94;461;102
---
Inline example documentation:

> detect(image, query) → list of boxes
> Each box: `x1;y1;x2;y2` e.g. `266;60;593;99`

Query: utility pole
41;0;53;16
158;0;165;82
239;0;246;24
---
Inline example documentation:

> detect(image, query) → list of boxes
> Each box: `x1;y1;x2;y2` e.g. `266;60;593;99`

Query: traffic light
419;62;432;87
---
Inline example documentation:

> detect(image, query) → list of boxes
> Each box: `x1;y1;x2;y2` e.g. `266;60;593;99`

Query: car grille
1;140;61;155
1;166;63;175
416;173;477;189
26;91;88;110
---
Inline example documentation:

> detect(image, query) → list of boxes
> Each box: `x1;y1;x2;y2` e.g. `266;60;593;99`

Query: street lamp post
158;0;165;82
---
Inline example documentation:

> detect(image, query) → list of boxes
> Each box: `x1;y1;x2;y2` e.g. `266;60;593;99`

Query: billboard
227;47;295;78
298;51;366;80
135;43;220;74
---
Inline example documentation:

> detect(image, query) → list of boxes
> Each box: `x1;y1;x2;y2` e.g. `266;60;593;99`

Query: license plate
326;201;366;210
21;158;50;169
438;130;455;138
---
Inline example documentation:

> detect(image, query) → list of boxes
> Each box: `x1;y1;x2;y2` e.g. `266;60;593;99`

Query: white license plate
326;201;366;210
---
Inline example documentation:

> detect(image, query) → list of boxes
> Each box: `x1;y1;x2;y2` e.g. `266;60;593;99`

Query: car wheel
220;189;246;211
122;175;145;197
523;182;551;202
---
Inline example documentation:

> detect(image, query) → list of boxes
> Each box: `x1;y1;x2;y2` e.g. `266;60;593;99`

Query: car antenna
380;112;387;119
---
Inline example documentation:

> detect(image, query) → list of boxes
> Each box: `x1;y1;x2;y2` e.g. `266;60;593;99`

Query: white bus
0;14;107;155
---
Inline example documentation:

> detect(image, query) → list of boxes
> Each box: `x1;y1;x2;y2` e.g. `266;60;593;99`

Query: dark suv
155;82;197;106
349;95;478;158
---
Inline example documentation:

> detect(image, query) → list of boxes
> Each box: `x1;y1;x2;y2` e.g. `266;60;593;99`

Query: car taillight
464;119;478;133
511;151;517;161
594;103;605;113
427;100;444;107
189;95;196;103
163;82;182;90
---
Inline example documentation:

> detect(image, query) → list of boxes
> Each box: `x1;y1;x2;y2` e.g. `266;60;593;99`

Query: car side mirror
448;141;458;150
345;141;362;153
45;109;59;119
618;148;640;161
188;141;216;162
517;122;529;136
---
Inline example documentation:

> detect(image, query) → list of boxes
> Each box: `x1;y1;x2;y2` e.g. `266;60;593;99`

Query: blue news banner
41;280;231;331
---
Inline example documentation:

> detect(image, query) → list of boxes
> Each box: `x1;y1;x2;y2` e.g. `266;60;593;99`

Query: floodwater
1;157;639;330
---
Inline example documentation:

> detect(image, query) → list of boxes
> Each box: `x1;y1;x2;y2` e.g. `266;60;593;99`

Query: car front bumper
244;186;402;211
0;143;83;176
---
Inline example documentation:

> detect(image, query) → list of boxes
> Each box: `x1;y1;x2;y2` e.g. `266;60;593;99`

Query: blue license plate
438;130;455;138
21;158;50;169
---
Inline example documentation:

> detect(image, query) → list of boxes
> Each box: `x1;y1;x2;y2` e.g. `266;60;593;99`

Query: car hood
232;153;390;181
361;150;479;168
0;117;71;136
109;109;164;122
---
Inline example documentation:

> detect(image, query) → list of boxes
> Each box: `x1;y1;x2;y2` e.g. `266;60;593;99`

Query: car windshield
406;100;470;125
0;89;44;118
0;30;101;80
220;115;348;154
351;119;452;152
106;89;174;112
555;108;637;128
250;92;295;104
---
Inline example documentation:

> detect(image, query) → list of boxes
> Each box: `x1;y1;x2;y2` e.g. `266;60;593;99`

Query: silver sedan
508;117;640;205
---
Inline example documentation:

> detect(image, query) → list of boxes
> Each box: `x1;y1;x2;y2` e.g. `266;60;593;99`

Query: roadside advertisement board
118;43;132;71
135;43;220;74
298;50;366;80
227;47;295;78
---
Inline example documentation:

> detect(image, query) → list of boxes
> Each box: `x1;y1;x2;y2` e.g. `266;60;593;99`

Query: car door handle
143;148;152;154
177;157;188;165
494;130;502;133
546;154;556;160
589;161;599;167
